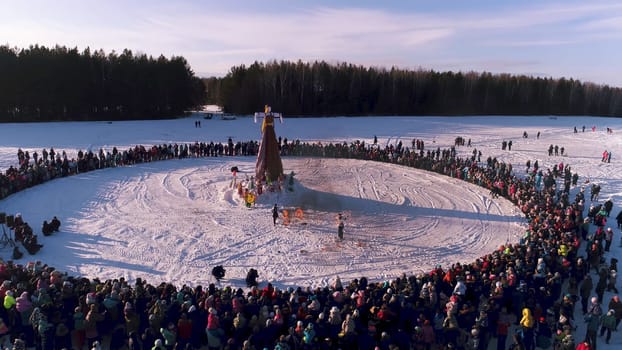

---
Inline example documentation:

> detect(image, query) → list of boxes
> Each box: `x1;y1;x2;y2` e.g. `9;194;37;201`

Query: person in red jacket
575;340;592;350
206;307;224;348
176;313;192;349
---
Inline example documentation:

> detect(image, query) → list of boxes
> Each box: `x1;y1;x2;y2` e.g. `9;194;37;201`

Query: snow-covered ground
0;115;620;293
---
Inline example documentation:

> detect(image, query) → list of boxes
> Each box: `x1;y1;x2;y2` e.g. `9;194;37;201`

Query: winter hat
124;301;133;311
608;309;615;316
559;313;569;324
86;292;96;305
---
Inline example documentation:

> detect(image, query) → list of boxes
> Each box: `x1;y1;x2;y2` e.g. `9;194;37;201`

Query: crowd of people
0;134;618;350
0;141;261;201
547;146;565;157
8;214;43;256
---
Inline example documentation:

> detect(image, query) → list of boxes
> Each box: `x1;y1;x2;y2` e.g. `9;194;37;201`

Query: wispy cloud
579;15;622;31
487;39;578;48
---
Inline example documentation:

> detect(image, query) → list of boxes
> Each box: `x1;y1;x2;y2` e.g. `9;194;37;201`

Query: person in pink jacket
206;307;224;348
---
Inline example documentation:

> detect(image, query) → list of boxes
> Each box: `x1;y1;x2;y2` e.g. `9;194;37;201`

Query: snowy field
0;115;621;292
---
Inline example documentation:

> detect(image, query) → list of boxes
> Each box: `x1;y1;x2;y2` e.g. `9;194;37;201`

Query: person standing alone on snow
337;213;345;239
272;204;279;225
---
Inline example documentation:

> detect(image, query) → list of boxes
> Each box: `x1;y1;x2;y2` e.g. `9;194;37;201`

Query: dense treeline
0;45;206;122
204;60;622;117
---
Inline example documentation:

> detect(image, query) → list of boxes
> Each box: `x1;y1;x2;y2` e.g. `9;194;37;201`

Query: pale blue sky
2;0;622;87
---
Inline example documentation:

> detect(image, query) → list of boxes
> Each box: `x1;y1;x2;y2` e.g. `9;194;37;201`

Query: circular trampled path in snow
5;157;527;289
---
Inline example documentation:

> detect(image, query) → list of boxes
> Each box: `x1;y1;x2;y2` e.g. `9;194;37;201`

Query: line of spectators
0;138;617;350
1;141;260;201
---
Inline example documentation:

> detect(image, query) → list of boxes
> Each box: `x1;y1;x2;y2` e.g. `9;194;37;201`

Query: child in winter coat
294;320;305;337
3;290;16;311
54;316;71;350
465;327;480;350
72;306;86;350
339;314;355;338
160;323;176;349
607;269;618;293
303;323;315;345
421;319;435;349
519;308;535;350
575;340;591;350
206;308;224;348
85;303;105;347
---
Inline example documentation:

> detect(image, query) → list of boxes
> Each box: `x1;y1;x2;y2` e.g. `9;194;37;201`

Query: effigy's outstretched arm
254;112;284;124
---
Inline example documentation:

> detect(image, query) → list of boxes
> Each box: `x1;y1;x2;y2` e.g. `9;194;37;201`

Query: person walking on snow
604;228;614;252
337;213;345;239
599;309;616;344
337;222;344;239
603;198;613;217
272;204;279;225
616;210;622;229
